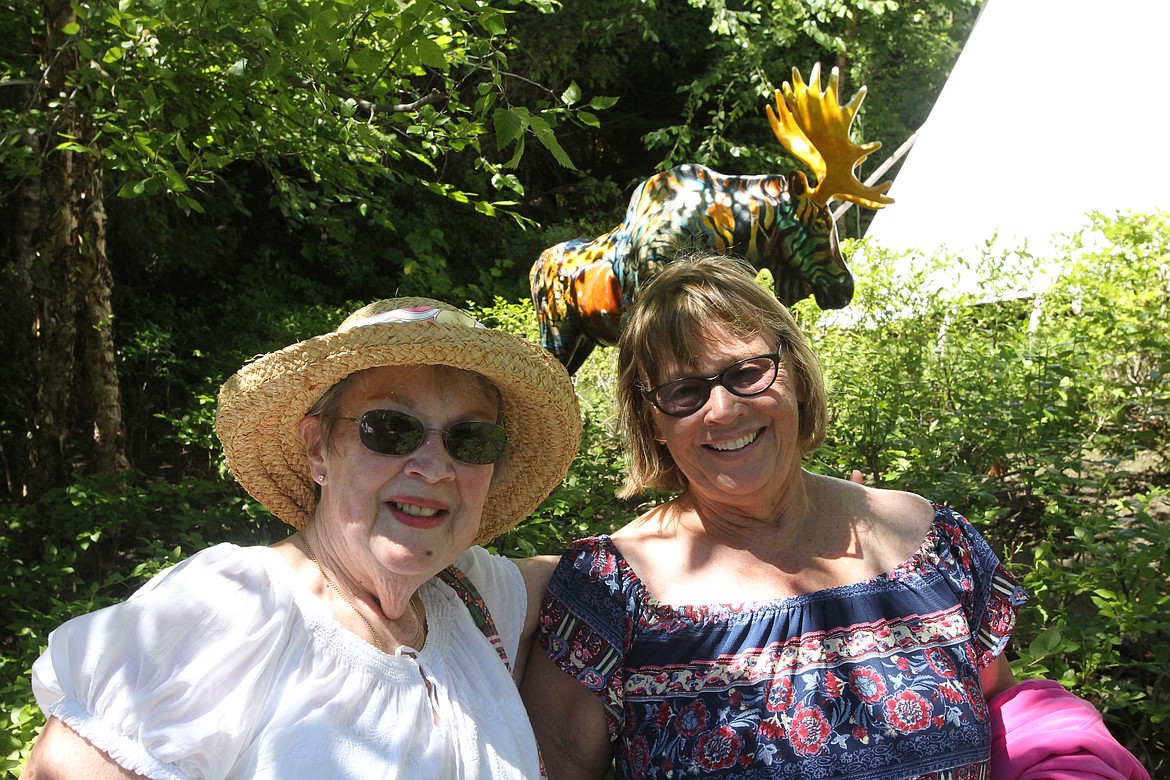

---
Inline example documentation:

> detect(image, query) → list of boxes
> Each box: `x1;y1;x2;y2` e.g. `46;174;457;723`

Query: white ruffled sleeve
449;546;526;668
32;544;304;780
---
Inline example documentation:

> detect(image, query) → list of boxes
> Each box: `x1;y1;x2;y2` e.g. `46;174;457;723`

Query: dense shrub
806;213;1170;769
0;474;284;773
2;213;1166;775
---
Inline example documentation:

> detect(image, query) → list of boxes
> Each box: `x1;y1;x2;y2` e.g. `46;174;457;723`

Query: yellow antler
766;63;894;209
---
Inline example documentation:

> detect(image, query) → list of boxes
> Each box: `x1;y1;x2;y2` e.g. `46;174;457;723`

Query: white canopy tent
859;0;1170;294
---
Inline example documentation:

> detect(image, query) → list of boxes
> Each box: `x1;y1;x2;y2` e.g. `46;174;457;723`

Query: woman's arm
521;642;614;780
982;653;1018;701
24;717;146;780
511;555;558;682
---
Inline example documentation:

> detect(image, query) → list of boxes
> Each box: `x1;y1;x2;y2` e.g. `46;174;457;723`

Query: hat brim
216;300;581;546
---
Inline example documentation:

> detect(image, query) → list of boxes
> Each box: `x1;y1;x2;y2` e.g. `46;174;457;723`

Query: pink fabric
989;679;1150;780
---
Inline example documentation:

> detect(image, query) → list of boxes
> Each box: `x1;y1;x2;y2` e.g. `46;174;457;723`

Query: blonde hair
616;253;827;497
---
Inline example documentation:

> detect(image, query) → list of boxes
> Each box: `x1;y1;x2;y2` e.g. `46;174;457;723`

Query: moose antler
766;63;894;209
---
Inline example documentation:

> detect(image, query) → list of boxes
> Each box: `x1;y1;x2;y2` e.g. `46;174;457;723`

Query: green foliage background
2;212;1167;775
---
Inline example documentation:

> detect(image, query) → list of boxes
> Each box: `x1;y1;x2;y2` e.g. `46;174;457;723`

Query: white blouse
32;543;542;779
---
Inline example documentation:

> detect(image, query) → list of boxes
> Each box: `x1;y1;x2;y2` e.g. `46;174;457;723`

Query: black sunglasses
641;351;783;417
331;410;508;465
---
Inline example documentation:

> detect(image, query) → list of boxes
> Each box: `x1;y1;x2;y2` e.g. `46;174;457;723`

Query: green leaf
260;53;285;80
505;135;525;168
116;178;147;197
527;114;576;170
480;9;506;35
1028;627;1063;658
52;141;95;154
175;193;205;213
349;47;385;75
412;37;447;69
493;108;527;150
163;168;188;193
561;81;582;106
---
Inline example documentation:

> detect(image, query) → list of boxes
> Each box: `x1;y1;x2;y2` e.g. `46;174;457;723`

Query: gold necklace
300;535;427;652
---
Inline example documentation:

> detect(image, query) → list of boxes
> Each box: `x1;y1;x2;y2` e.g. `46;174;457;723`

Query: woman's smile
705;428;763;453
388;499;447;529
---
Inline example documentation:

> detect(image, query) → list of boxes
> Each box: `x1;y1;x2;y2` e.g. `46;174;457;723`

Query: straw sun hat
216;297;582;545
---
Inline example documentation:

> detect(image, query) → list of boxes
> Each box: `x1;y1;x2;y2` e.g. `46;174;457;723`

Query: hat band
344;306;487;330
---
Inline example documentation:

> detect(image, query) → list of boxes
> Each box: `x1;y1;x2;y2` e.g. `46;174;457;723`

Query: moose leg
563;337;596;377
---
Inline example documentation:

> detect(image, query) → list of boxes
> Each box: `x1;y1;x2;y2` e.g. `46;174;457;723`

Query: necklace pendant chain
302;534;431;654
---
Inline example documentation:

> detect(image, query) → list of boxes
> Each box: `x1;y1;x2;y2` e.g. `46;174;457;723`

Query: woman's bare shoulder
814;475;934;569
857;483;936;549
610;501;675;543
25;717;146;779
869;483;934;519
512;554;559;593
815;472;932;523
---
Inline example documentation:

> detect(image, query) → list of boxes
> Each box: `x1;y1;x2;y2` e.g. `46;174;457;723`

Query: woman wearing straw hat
25;298;581;779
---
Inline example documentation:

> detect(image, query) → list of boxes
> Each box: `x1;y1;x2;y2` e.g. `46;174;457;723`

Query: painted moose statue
530;64;894;373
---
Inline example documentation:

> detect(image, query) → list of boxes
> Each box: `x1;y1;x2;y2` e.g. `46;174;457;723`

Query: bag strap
437;565;511;671
439;565;550;779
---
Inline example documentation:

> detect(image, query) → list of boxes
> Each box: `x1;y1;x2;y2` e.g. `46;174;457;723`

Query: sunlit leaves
493;105;574;169
3;0;599;222
494;107;526;149
643;0;981;185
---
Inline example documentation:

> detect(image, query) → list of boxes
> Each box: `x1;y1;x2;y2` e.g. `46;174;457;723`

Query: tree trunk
25;0;79;492
7;125;43;498
76;151;128;475
17;0;128;496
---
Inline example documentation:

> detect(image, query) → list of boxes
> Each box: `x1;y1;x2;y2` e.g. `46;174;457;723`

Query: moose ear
789;171;810;196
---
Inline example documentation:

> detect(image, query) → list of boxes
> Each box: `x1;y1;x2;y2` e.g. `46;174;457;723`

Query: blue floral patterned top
538;504;1028;779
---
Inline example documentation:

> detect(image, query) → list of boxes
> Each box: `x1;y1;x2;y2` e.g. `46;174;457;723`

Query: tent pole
833;130;918;223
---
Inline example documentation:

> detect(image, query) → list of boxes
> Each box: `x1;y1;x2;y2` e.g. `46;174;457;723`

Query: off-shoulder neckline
584;504;955;615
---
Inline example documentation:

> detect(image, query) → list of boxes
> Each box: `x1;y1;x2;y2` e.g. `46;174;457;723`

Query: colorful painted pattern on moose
531;65;894;373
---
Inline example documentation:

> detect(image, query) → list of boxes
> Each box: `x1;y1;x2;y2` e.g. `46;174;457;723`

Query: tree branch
293;77;444;116
356;88;444;114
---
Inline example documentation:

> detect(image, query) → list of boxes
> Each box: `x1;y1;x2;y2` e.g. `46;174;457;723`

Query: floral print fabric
538;504;1028;779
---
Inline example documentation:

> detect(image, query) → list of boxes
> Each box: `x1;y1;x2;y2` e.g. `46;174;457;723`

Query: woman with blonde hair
523;254;1146;779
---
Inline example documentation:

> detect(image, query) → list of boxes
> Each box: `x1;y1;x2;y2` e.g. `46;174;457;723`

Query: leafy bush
0;473;283;774
807;212;1170;769
2;213;1166;774
479;297;646;558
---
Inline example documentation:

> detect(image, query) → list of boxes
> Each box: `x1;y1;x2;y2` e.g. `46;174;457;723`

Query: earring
316;474;325;483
